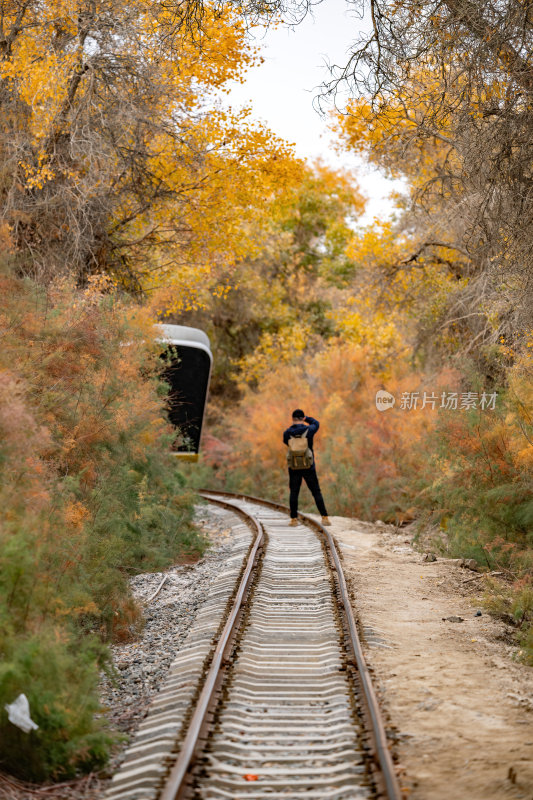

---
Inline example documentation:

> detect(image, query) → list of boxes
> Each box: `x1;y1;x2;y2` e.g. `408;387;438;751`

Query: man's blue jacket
283;416;320;452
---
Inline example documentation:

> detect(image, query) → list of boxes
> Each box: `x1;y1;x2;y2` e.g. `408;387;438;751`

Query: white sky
226;0;405;223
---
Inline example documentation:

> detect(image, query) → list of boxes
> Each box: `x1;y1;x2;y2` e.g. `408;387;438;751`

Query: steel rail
159;495;264;800
198;490;402;800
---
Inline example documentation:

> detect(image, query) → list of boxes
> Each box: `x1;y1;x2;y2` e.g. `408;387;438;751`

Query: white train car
156;324;213;461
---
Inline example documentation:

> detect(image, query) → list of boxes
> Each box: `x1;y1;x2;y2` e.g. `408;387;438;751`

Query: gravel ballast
100;503;249;771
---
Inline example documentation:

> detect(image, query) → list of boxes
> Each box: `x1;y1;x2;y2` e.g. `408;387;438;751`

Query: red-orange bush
0;263;203;779
205;341;456;519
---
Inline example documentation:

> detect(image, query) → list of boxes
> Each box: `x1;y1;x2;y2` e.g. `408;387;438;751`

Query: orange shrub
206;340;532;660
0;263;203;779
206;340;457;519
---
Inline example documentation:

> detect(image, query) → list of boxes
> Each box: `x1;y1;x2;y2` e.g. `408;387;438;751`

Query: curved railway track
106;491;401;800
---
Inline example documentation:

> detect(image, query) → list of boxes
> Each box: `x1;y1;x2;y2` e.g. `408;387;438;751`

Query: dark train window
157;326;212;458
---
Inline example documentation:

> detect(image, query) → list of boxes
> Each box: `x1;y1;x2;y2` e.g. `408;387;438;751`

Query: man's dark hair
292;409;305;419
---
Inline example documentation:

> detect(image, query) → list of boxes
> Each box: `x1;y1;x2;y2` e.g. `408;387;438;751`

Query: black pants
289;466;328;518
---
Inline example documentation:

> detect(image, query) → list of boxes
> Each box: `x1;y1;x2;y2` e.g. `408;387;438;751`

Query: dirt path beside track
326;516;533;800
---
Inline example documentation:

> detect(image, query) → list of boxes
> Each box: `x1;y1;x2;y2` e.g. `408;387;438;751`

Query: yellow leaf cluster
237;323;314;385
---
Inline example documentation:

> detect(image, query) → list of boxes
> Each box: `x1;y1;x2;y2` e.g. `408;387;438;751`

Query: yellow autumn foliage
0;0;307;312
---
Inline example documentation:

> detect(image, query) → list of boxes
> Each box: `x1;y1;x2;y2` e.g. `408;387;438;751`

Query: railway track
106;492;401;800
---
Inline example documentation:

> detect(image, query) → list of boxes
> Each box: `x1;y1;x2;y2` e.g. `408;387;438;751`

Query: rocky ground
98;504;237;758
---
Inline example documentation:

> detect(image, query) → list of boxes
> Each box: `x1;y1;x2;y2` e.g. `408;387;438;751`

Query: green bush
0;625;111;781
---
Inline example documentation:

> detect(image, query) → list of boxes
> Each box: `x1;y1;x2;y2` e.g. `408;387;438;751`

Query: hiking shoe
321;516;331;526
289;518;298;527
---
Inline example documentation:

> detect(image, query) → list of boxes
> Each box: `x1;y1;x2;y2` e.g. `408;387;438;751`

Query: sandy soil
327;515;533;800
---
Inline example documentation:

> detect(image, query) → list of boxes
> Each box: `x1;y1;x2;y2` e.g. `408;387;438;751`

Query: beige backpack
286;428;314;470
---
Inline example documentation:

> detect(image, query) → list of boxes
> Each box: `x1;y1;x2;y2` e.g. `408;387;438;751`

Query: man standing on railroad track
283;409;331;527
